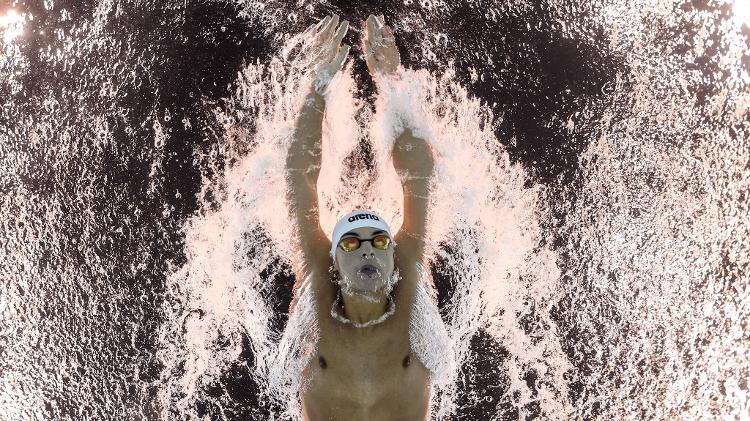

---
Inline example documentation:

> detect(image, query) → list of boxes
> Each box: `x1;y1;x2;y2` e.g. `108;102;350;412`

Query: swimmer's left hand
392;128;435;183
286;14;350;96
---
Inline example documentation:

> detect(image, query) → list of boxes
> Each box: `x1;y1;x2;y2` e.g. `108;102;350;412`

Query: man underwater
284;14;453;421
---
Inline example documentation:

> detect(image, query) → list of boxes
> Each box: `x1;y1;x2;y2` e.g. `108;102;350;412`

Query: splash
546;0;750;418
155;26;564;419
0;9;25;43
2;0;747;419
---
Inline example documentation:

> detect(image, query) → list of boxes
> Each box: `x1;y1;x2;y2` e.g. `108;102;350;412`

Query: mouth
358;264;379;277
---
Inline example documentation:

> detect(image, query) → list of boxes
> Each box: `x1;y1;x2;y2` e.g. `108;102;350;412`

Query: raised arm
391;128;435;252
364;14;435;255
286;91;330;275
285;15;349;279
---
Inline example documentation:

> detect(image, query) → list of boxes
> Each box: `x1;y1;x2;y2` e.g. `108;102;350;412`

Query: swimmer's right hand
364;14;401;78
287;14;350;96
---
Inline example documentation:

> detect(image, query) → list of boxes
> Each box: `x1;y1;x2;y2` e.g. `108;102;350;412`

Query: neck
339;290;390;324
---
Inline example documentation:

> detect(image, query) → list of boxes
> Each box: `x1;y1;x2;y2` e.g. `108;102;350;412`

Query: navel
402;354;411;368
319;355;327;369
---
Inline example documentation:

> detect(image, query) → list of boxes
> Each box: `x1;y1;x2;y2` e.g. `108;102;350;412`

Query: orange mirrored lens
373;235;390;250
339;237;360;252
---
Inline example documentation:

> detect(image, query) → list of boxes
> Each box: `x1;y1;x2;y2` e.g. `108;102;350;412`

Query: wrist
301;91;326;116
305;90;326;106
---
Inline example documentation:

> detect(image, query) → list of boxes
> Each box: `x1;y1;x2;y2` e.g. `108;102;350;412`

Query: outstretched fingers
329;44;351;73
318;15;332;32
332;20;349;47
317;19;348;69
301;22;317;38
321;14;339;40
381;25;395;44
366;14;382;45
288;14;352;94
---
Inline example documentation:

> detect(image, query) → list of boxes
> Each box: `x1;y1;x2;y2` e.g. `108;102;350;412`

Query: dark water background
1;0;748;419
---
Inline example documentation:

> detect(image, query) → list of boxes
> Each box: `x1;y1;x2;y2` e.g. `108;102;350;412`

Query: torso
299;257;432;421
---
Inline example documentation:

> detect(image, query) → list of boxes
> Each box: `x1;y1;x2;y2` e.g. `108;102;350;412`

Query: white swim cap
330;209;394;260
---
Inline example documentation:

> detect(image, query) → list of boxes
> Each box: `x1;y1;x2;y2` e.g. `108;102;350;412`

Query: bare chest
300;313;430;420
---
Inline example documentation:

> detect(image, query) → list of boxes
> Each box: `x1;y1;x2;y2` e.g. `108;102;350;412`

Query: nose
360;241;375;259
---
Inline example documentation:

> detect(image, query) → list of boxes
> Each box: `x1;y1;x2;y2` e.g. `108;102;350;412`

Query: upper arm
393;229;427;312
286;162;332;280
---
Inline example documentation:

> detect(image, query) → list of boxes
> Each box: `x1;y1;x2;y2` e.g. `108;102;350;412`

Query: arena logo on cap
347;213;380;223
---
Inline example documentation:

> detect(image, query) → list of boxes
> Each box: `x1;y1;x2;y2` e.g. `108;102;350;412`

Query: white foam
155;39;564;417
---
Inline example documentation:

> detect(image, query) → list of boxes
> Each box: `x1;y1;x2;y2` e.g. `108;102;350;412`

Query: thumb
328;44;351;74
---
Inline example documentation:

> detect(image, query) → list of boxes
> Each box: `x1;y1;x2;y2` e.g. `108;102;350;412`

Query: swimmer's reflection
284;13;449;421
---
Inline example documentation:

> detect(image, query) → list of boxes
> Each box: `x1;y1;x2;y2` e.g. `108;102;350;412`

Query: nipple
319;356;327;369
402;354;411;368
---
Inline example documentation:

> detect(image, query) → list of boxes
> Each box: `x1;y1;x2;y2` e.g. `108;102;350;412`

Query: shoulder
292;229;335;302
289;263;336;318
306;268;337;313
297;225;332;272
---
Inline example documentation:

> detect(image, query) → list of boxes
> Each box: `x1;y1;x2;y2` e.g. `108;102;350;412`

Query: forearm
285;91;329;271
286;92;326;179
286;92;326;227
400;187;430;237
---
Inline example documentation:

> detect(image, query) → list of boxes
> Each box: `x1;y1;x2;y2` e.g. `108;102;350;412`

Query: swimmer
285;14;439;421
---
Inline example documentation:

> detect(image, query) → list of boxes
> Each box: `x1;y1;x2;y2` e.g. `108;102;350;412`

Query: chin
346;289;386;303
339;270;398;299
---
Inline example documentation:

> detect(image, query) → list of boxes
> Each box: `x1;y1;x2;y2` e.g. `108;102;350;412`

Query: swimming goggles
338;234;392;252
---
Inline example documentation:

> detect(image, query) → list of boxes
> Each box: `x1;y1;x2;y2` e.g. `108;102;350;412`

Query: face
334;226;396;300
